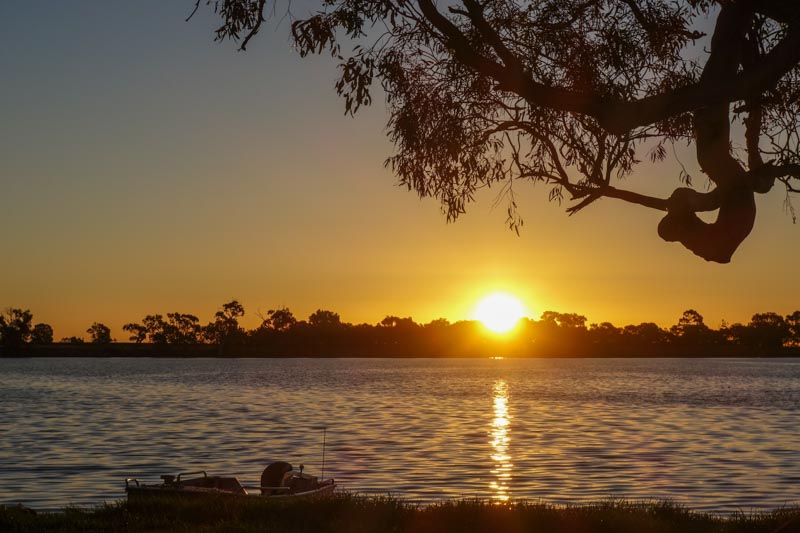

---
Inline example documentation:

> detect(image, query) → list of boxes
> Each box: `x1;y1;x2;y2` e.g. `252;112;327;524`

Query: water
1;357;799;512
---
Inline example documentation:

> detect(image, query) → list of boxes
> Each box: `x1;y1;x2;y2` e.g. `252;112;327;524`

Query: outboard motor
261;461;292;495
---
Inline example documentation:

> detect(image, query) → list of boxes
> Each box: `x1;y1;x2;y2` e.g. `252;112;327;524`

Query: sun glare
474;292;527;333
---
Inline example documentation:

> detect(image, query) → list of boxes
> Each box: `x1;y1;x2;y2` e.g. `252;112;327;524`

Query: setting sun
473;292;527;333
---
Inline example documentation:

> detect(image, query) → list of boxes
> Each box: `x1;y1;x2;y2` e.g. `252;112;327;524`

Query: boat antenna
321;426;327;481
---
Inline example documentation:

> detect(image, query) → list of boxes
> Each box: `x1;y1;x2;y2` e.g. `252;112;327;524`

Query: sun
473;292;527;333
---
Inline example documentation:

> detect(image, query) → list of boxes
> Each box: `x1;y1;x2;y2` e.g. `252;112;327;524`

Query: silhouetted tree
140;314;169;344
0;308;33;349
540;312;588;330
163;313;201;344
308;309;342;328
419;318;453;355
670;309;717;345
87;322;113;344
623;322;670;345
786;311;800;347
425;318;451;329
379;316;419;329
127;313;203;344
30;323;54;344
374;316;421;355
556;312;588;330
744;312;789;351
261;307;297;332
61;336;85;344
719;321;746;345
536;311;589;353
122;322;147;343
588;322;623;345
672;309;704;328
202;300;246;355
199;1;800;263
205;300;245;344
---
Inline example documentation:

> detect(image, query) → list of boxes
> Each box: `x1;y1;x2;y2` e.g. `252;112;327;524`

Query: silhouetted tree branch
196;0;800;262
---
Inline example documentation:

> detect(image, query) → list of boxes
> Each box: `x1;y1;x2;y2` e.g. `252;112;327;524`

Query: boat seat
213;477;247;495
182;476;246;495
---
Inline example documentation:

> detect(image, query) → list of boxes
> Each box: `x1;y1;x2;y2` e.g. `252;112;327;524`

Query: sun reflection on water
490;379;512;502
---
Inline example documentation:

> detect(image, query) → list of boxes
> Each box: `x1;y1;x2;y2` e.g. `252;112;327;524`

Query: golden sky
1;1;798;339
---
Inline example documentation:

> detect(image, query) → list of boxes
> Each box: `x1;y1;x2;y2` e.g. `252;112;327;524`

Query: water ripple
0;357;799;512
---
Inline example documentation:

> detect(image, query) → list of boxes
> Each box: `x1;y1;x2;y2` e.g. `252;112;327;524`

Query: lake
1;357;799;512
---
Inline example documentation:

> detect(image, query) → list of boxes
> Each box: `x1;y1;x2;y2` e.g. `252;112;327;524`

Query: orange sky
1;2;799;340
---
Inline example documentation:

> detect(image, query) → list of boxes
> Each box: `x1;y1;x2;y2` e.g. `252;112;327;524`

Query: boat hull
126;479;336;502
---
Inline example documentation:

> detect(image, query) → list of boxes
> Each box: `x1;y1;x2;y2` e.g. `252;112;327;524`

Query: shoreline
3;495;800;532
2;342;799;358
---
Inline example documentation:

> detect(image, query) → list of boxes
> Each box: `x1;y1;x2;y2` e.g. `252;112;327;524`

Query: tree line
1;302;800;357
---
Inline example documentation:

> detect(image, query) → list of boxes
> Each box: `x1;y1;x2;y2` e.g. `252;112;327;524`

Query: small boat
125;462;335;501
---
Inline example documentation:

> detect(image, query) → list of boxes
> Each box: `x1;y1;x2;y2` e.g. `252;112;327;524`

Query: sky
1;1;798;339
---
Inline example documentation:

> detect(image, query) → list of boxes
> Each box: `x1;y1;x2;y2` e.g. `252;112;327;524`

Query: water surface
1;357;798;512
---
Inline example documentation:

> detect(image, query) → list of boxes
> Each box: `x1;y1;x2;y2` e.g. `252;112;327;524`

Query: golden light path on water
490;379;513;502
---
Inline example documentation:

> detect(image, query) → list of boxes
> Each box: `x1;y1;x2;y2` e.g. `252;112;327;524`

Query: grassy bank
3;494;800;533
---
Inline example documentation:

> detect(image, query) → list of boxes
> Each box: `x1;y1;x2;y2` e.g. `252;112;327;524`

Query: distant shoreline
2;342;798;358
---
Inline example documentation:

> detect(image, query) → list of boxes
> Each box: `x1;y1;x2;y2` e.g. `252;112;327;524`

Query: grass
2;494;800;533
